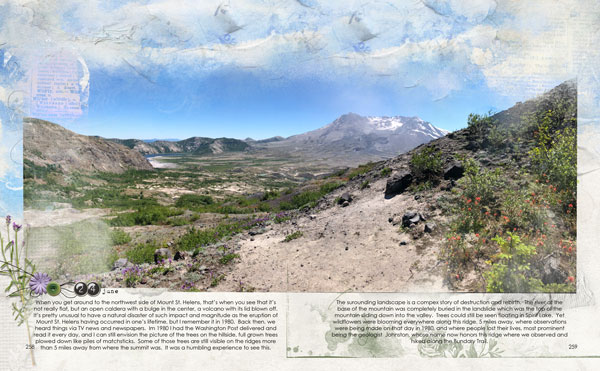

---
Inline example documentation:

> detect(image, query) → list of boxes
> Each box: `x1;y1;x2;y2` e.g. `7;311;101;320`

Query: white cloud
0;0;598;101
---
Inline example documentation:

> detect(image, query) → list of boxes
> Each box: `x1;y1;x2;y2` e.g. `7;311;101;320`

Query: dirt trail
217;177;448;292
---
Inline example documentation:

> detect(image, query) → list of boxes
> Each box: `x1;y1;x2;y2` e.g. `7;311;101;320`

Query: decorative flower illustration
29;272;51;295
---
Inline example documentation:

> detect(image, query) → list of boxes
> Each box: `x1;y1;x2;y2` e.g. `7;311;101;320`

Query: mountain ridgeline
257;113;449;165
23;118;154;174
107;136;250;155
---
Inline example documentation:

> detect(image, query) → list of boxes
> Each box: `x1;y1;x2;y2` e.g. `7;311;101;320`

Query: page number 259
569;344;578;350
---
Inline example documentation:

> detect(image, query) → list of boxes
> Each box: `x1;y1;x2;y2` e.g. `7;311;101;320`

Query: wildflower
475;197;481;201
567;276;575;283
568;204;573;208
467;199;472;204
12;222;21;232
5;215;11;226
29;273;52;295
455;274;460;279
475;233;479;237
568;246;572;253
468;207;472;211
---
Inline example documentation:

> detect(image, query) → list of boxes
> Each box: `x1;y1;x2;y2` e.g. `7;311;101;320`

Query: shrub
380;167;392;177
175;194;214;209
110;229;132;246
467;111;495;137
220;253;240;265
484;233;539;293
530;126;576;197
457;158;503;207
284;231;303;242
319;181;343;194
348;162;377;180
261;190;280;201
109;206;183;227
125;242;158;264
360;180;370;190
410;146;443;180
122;265;144;288
499;189;546;232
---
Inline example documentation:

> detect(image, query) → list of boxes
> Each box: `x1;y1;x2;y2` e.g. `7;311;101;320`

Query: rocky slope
23;118;153;174
108;136;250;155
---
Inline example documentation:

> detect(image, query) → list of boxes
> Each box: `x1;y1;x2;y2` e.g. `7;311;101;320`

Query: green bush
284;231;303;242
110;229;132;246
348;162;376;180
261;190;280;201
457;158;503;207
500;189;546;232
319;181;343;194
530;126;576;196
125;242;158;264
279;183;341;211
175;194;214;208
109;206;183;227
410;146;443;180
380;167;392;177
467;111;495;136
220;253;240;265
484;233;538;293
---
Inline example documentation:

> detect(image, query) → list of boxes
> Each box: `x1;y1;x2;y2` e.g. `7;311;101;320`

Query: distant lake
144;153;186;159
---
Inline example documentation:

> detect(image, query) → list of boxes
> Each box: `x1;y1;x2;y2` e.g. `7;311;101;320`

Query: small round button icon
46;282;61;296
74;282;88;296
87;282;100;296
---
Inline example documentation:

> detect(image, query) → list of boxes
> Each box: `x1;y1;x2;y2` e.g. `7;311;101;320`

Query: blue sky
2;0;578;141
58;65;517;140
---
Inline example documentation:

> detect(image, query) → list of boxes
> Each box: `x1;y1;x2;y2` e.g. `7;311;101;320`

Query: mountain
143;138;180;143
259;113;448;165
108;136;249;155
23;118;153;174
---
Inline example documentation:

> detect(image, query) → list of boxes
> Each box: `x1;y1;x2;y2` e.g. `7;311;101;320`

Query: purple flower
5;215;11;226
12;222;21;232
29;273;51;295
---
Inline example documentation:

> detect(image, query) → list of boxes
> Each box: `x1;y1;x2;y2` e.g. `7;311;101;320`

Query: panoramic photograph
15;2;576;294
23;80;577;293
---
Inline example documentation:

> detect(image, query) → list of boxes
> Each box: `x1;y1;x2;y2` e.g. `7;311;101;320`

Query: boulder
424;223;436;233
465;141;479;151
385;171;413;197
113;258;130;270
174;251;185;261
402;212;421;228
390;215;403;226
443;162;464;180
540;256;568;284
154;248;172;264
338;192;353;204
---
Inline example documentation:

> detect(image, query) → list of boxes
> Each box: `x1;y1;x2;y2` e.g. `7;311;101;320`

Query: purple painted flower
12;222;21;232
29;273;52;295
5;215;11;226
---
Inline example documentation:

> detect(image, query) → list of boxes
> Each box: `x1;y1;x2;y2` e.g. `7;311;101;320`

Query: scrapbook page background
1;0;600;369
